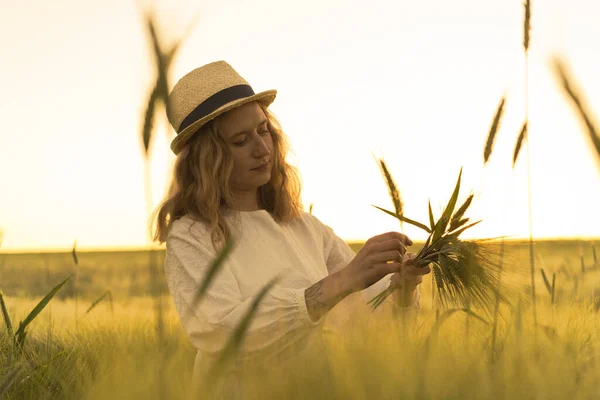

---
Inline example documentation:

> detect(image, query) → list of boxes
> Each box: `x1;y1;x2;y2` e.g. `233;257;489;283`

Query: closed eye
234;130;270;146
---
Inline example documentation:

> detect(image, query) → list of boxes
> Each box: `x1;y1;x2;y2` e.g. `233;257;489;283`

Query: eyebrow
230;119;268;139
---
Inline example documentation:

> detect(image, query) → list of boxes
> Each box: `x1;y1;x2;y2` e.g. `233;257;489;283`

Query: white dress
163;208;420;398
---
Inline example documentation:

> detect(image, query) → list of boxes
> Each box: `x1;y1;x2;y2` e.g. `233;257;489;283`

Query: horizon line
1;235;599;255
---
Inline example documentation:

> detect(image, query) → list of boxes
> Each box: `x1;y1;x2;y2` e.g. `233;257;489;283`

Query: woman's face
217;101;274;191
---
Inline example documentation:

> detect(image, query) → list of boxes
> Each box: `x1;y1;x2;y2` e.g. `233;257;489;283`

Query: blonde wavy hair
150;102;304;254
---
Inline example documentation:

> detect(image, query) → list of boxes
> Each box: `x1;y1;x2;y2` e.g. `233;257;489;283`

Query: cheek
229;151;246;169
229;151;252;178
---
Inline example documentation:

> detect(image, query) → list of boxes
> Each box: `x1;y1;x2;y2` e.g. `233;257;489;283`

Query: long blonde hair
151;103;304;253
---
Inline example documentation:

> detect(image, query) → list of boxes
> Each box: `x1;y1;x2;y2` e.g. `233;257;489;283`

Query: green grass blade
447;220;482;238
428;199;435;231
513;122;527;167
552;57;600;165
164;38;182;71
452;218;470;231
416;233;433;259
107;290;114;314
0;292;13;338
420;249;457;265
17;330;28;349
371;205;431;233
449;194;474;231
432;168;463;242
14;276;72;341
142;86;160;154
85;291;111;315
551;273;556;304
209;275;282;378
145;13;168;98
540;268;552;294
367;285;394;310
189;237;236;314
72;240;78;266
483;97;506;164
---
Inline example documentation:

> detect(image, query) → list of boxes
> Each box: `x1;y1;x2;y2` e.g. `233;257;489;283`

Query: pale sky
1;0;600;252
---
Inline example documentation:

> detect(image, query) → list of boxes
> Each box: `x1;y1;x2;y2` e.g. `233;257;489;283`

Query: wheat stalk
483;96;506;164
523;0;531;52
369;169;508;316
72;239;78;330
520;0;537;331
551;57;600;164
371;151;404;230
513;122;528;166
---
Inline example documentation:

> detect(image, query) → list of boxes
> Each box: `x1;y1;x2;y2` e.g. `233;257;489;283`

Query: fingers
390;270;403;287
378;262;403;275
390;269;423;289
369;239;408;257
368;231;413;247
404;264;431;276
402;253;417;264
370;249;405;264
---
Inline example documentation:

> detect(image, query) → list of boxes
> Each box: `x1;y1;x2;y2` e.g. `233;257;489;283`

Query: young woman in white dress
152;60;430;398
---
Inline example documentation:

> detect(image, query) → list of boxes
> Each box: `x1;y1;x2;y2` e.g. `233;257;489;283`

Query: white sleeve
164;227;320;361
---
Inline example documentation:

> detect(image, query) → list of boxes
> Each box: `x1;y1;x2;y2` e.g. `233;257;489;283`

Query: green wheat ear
523;0;531;51
371;151;404;229
483;96;506;164
513;122;528;167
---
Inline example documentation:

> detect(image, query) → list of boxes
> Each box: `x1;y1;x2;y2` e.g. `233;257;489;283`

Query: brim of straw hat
170;89;277;155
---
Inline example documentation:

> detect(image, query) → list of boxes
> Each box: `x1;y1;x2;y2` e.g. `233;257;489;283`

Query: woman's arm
304;246;421;323
311;215;421;324
304;269;352;322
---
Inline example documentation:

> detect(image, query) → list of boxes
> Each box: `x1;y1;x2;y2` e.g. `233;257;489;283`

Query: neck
229;189;262;212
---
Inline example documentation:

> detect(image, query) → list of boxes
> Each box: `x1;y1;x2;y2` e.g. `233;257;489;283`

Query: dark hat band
178;84;255;133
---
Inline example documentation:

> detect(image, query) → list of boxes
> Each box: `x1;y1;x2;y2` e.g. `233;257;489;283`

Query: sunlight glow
1;0;599;251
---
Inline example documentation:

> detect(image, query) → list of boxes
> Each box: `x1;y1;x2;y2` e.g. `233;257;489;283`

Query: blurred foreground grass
1;239;599;399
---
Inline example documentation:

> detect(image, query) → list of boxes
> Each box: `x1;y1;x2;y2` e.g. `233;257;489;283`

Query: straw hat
167;61;277;155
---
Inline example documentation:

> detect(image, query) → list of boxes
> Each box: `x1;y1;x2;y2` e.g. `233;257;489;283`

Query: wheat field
3;1;600;398
1;239;599;399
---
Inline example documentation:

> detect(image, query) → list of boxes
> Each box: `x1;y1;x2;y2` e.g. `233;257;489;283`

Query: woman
152;61;430;397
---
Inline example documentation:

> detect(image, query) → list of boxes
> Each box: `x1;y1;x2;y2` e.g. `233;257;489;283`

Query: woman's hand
390;253;431;292
306;231;413;323
339;231;413;294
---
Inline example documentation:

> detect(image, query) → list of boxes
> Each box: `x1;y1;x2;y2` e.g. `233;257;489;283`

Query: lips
252;161;270;170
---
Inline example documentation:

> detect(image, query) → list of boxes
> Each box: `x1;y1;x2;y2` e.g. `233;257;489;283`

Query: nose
252;133;271;158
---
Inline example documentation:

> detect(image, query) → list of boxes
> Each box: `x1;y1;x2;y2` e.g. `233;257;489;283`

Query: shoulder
166;214;211;249
292;211;334;239
169;214;195;236
300;211;332;233
290;210;316;227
